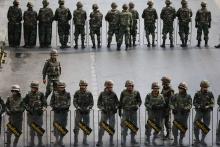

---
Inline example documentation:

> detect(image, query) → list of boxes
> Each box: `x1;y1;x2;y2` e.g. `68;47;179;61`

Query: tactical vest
173;94;191;109
129;9;138;24
178;8;191;23
106;9;119;26
148;94;164;106
53;91;70;108
144;8;157;24
196;91;213;108
46;60;61;77
121;90;138;109
73;9;86;25
90;11;102;28
8;6;22;23
197;9;210;23
24;10;37;25
75;91;92;108
27;92;43;110
38;8;53;23
100;91;117;109
120;11;132;26
7;95;23;112
56;7;70;23
161;7;175;24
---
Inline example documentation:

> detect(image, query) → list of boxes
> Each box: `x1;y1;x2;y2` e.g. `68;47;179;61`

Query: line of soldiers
8;0;220;50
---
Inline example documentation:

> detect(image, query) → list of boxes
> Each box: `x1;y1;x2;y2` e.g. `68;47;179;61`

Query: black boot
107;42;111;48
82;41;85;49
92;43;96;49
74;39;78;49
161;39;165;48
181;39;185;47
185;37;188;47
197;40;201;47
97;42;101;48
133;40;136;46
117;44;121;51
205;40;208;47
170;40;174;48
125;44;129;50
215;44;220;48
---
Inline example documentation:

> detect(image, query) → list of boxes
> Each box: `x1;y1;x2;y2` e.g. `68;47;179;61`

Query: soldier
54;0;72;49
216;95;220;145
7;0;22;48
38;0;54;48
89;4;103;49
142;0;158;47
5;85;25;147
193;80;214;146
23;81;47;147
119;80;142;146
195;2;211;47
50;82;71;147
128;2;139;47
145;82;165;146
0;96;5;134
105;2;120;48
170;82;192;146
73;2;87;49
23;2;38;48
118;4;133;51
161;76;174;140
42;49;61;99
96;80;119;146
73;80;94;146
176;0;193;47
160;0;176;48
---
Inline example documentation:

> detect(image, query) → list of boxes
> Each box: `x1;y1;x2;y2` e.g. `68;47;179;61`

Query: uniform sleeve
23;94;29;106
7;7;11;21
185;95;192;110
67;9;72;20
97;92;103;109
67;93;71;108
5;98;10;111
141;10;145;19
59;62;61;75
119;91;124;109
176;9;180;18
169;94;176;109
190;9;193;18
136;11;139;19
73;91;79;108
154;9;158;20
195;11;199;22
0;98;5;114
105;12;109;21
217;95;220;106
208;11;211;24
193;92;200;108
49;8;54;22
50;93;55;108
160;8;164;19
89;92;94;108
41;93;47;107
84;11;87;20
144;94;151;110
136;91;142;106
54;9;58;21
208;92;215;108
42;61;48;80
18;8;22;22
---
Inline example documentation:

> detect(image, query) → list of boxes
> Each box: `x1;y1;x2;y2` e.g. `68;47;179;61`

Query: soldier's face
152;89;159;95
51;54;57;60
162;82;169;88
11;90;18;96
80;85;87;91
178;88;186;94
58;87;65;92
106;86;113;92
201;87;208;93
31;87;38;93
127;85;134;91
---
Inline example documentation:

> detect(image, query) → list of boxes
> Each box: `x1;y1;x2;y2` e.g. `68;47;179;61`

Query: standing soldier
195;2;211;47
7;0;22;48
96;80;119;146
160;0;176;48
193;80;214;146
73;2;87;49
118;4;133;51
119;80;142;146
73;80;94;146
0;96;5;134
23;2;38;48
142;0;158;47
176;0;192;47
145;82;165;146
170;82;192;146
54;0;72;49
23;81;47;147
5;85;25;147
50;82;71;147
216;95;220;145
89;4;103;49
161;76;174;140
42;49;61;99
105;2;120;48
128;2;139;47
38;0;54;48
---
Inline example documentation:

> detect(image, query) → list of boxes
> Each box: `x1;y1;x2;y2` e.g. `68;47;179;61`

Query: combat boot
38;136;44;147
185;37;188;47
96;133;103;146
147;37;150;47
201;135;207;146
107;42;111;48
171;136;178;146
110;136;114;146
144;136;150;146
215;44;220;48
161;39;166;48
83;134;88;146
121;135;126;146
131;134;138;144
13;137;19;147
181;39;185;47
170;40;174;48
125;44;129;50
129;40;132;47
193;139;200;146
74;40;78;49
179;136;184;146
205;40;208;47
133;40;136;47
197;40;201;47
29;135;35;146
73;134;78;146
117;44;121;51
59;136;65;147
81;41;86;49
92;43;96;49
97;42;101;48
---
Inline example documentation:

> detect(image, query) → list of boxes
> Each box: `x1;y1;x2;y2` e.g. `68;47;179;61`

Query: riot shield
120;109;141;146
192;108;214;147
73;109;95;146
55;22;72;47
97;110;118;146
25;110;48;147
50;110;72;147
3;112;25;147
160;20;176;45
175;21;192;46
143;20;159;46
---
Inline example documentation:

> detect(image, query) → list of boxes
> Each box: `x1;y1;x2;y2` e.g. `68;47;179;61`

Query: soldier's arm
217;95;220;106
0;97;5;114
73;91;79;108
195;11;199;27
119;92;124;109
84;11;87;20
53;10;58;21
141;10;145;19
185;95;192;110
169;94;176;110
144;94;151;110
173;8;176;19
136;91;142;106
41;93;47;108
67;92;71;108
208;11;211;27
50;93;55;108
208;92;215;108
154;9;158;20
5;98;10;111
42;61;48;80
160;9;164;19
50;8;54;22
193;92;200;108
59;62;61;75
97;92;103;110
136;11;139;19
18;8;22;22
7;7;11;21
105;12;109;21
67;9;72;20
89;92;94;109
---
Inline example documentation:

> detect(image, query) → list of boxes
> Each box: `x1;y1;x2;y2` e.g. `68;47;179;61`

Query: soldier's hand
43;80;46;84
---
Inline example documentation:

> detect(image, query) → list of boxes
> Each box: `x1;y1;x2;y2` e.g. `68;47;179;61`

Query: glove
208;23;211;28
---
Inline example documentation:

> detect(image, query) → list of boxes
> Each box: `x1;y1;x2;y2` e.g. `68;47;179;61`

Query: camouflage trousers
172;112;189;138
74;25;86;41
162;23;174;40
107;25;119;44
145;23;156;42
179;22;190;41
121;110;137;137
53;111;68;138
45;77;59;99
118;26;131;46
161;109;172;135
58;23;70;46
197;23;209;41
74;109;90;135
24;24;37;47
130;24;138;43
8;22;21;47
98;111;115;137
90;27;101;45
39;22;52;47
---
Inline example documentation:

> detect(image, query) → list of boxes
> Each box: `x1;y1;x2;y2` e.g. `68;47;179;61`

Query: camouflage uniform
96;80;119;146
73;80;94;146
89;4;103;49
195;2;211;47
0;96;6;134
176;0;192;47
216;95;220;145
160;0;176;48
38;0;53;48
7;0;22;47
161;76;174;139
118;4;133;50
120;80;142;145
73;2;87;49
42;49;61;99
23;81;47;147
50;82;71;146
54;0;72;49
105;3;120;48
193;80;214;146
170;82;192;146
23;2;38;48
6;85;25;147
142;1;158;47
145;82;165;145
128;2;139;47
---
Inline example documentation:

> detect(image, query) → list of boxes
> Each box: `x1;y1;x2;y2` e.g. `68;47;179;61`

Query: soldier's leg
145;26;151;47
23;24;29;47
145;111;153;145
117;28;124;50
90;29;96;49
172;114;179;146
107;26;113;48
161;24;167;47
203;24;209;47
125;27;130;50
45;23;52;47
97;28;101;48
151;24;157;47
39;23;45;47
96;112;108;146
59;112;68;146
109;114;115;145
81;26;86;49
45;79;52;99
184;24;190;46
179;114;189;146
36;115;44;147
74;26;79;49
216;120;220;145
29;25;37;47
27;114;35;146
82;113;90;145
6;118;12;147
74;110;82;146
196;25;202;47
53;112;60;144
58;26;65;48
132;26;138;46
164;110;172;139
194;111;203;144
14;23;21;47
13;113;23;147
8;23;14;47
121;110;129;146
130;111;138;144
169;25;174;47
63;24;70;48
179;24;185;47
201;111;211;145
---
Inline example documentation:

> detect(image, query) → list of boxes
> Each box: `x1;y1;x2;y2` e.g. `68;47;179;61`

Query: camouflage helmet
50;49;58;55
79;80;88;86
129;2;135;8
27;2;33;7
125;80;134;87
11;84;20;92
42;0;49;5
111;2;117;8
57;82;66;88
76;1;83;8
147;0;153;6
122;4;128;10
178;82;188;90
30;81;39;88
165;0;172;5
201;1;206;7
104;80;114;87
92;4;98;10
13;0;19;5
181;0;187;5
151;82;160;89
161;76;171;83
200;80;209;88
58;0;64;5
